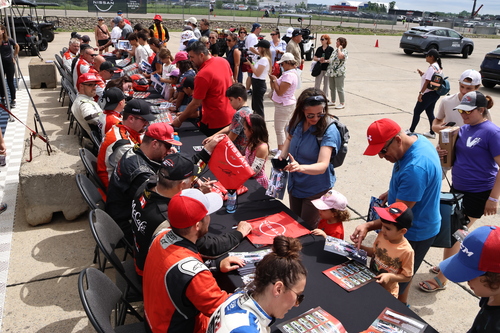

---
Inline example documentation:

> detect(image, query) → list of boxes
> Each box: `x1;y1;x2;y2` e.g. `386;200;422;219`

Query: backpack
316;115;350;168
428;65;450;96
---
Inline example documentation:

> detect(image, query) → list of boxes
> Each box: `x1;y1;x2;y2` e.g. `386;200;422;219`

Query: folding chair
78;148;106;192
78;267;146;333
89;209;142;302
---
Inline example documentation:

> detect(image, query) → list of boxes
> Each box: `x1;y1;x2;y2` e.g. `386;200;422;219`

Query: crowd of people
53;12;500;333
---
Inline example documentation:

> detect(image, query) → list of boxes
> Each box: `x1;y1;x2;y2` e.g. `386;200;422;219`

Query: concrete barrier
474;26;498;35
28;58;57;89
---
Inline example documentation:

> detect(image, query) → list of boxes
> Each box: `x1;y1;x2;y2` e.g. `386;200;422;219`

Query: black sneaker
247;89;252;96
10;100;16;108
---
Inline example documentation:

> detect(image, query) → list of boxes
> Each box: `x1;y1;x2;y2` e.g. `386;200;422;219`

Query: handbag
271;62;281;77
432;175;470;248
311;60;322;77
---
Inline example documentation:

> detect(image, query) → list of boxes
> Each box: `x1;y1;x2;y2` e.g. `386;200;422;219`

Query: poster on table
208;136;254;190
277;306;346;333
245;212;310;247
362;307;427;333
323;260;376;292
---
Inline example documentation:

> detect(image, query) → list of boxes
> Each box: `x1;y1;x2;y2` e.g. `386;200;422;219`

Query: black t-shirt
468;297;500;333
314;45;334;71
0;38;15;61
210;43;220;57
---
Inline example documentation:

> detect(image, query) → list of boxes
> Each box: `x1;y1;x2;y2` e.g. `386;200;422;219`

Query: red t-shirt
318;219;344;240
193;57;235;129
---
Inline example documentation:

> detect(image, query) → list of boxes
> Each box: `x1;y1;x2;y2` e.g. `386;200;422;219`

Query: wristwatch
419;92;424;95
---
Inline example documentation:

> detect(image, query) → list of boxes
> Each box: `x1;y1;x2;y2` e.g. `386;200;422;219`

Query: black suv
480;45;500;88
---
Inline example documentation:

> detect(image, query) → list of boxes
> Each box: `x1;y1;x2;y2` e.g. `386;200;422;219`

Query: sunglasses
289;288;305;306
209;37;216;39
305;112;325;119
270;33;277;36
226;39;234;42
320;38;325;41
457;109;475;115
379;136;396;155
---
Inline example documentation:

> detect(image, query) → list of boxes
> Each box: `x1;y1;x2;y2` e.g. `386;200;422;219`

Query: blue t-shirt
287;120;341;198
452;120;500;193
388;135;441;241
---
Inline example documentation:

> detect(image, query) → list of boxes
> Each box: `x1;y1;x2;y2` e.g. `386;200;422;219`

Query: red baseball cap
374;202;413;229
168;189;223;228
363;118;401;156
77;72;100;89
145;123;182;146
154;14;162;21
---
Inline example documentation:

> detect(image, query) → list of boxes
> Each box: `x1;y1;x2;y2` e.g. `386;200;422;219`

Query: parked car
399;26;474;58
480;45;500;88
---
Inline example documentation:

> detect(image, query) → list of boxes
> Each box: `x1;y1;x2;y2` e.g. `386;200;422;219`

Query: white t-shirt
421;62;440;94
435;93;464;126
110;26;122;47
135;44;153;66
252;57;270;80
245;33;258;58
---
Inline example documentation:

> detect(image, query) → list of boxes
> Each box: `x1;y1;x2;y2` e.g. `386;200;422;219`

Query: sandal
419;276;446;293
429;266;440;274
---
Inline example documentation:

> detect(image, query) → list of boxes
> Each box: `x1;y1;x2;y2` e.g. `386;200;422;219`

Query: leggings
0;58;15;101
329;75;345;104
251;78;267;119
409;91;440;133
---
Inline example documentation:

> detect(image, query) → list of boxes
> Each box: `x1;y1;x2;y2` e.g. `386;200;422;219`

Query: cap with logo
180;31;196;44
168;189;223;228
440;225;500;282
251;23;261;32
454;91;488;112
159;153;194;181
77;72;100;88
311;189;348;211
374;202;413;229
292;29;303;37
103;87;125;110
363;118;401;156
100;61;117;72
123;99;156;121
145;122;181;145
286;27;294;37
459;69;481;86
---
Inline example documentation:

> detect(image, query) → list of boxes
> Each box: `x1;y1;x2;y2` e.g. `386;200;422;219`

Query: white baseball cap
185;17;197;25
311;189;348;211
286;27;294;38
459;69;481;86
277;52;295;64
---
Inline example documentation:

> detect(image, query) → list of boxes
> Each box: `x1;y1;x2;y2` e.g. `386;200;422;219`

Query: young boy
203;83;252;155
440;226;500;333
361;202;415;298
179;76;195;113
310;189;350;239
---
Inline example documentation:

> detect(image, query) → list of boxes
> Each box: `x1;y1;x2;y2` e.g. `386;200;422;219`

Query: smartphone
444;122;456;127
271;158;289;170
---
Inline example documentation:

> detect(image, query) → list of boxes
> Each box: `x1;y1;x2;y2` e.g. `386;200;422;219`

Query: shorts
98;39;110;47
452;188;491;219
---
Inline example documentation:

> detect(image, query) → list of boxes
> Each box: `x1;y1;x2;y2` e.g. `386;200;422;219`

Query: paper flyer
362;307;427;333
277;306;346;333
324;236;368;265
323;260;376;292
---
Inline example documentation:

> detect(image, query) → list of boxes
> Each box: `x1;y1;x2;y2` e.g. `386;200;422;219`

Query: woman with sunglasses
225;33;242;83
408;49;443;139
207;235;307;333
244;40;272;118
325;37;348;109
313;35;333;95
418;91;500;293
270;29;286;64
279;88;342;228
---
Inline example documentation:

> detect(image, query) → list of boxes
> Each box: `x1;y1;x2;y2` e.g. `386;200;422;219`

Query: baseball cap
374;202;413;229
172;51;189;64
186;38;198;47
440;226;500;282
277;52;295;64
159;153;194;181
454;91;488;112
71;31;82;39
311;189;348;211
103;87;125;110
154;14;162;21
292;29;303;37
82;35;91;43
170;68;180;77
363;118;401;156
99;61;117;72
112;16;123;24
424;49;440;59
286;27;294;37
181;76;195;89
123;99;156;121
168;189;223;228
98;17;104;21
77;72;100;88
185;17;198;25
251;23;261;32
459;69;481;86
117;10;123;14
254;40;271;49
145;122;180;145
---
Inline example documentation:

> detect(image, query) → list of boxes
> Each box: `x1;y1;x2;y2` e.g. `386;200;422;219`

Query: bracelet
488;196;499;203
419;92;424;95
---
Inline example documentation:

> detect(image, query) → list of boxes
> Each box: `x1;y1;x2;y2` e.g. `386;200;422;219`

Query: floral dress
326;48;348;77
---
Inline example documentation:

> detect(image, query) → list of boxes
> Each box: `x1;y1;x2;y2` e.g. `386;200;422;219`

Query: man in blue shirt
351;118;441;304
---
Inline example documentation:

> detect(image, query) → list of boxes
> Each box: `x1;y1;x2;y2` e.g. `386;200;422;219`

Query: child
159;48;175;81
243;114;269;189
440;226;500;333
203;83;253;155
179;76;195;113
163;68;179;101
362;202;414;298
310;189;350;239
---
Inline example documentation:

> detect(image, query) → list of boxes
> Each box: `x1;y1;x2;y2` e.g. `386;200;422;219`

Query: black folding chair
79;148;106;192
89;209;142;302
78;267;145;332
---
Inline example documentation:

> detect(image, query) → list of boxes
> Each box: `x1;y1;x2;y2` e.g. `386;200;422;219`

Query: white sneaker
334;103;345;109
423;131;436;139
328;101;336;107
405;129;414;135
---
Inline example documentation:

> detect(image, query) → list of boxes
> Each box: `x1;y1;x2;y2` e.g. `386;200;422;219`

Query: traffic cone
375;39;379;48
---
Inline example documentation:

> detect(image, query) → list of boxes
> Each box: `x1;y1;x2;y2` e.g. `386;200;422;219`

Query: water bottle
226;190;237;214
173;132;181;152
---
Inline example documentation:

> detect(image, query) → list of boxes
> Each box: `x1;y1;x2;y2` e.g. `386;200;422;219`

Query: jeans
409;91;440;133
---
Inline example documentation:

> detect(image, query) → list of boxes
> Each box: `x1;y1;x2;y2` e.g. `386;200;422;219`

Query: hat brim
439;254;485;283
311;198;331;210
374;206;396;223
205;192;223;215
142;113;157;122
454;104;476;111
363;142;385;156
165;138;182;146
104;102;119;110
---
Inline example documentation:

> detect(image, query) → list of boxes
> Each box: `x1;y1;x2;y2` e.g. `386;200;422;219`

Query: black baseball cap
103;87;125;110
181;76;195;89
123;99;156;121
291;29;303;37
254;39;271;49
159;153;195;181
100;61;117;73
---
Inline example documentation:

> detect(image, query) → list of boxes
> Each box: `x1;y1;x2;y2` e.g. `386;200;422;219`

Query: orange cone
375;39;379;47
